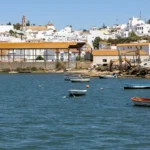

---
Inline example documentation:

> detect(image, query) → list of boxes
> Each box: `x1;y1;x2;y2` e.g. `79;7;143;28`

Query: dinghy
68;89;87;96
70;78;90;82
131;97;150;106
99;74;118;79
124;84;150;89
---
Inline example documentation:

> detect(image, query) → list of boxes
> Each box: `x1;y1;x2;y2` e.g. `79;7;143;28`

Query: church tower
22;15;26;31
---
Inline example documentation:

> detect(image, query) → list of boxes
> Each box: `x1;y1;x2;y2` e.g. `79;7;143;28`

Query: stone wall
0;61;91;70
76;61;91;69
0;62;76;70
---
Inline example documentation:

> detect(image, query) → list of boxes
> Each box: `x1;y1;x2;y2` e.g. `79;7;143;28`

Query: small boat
64;75;80;81
8;71;18;74
99;74;118;79
68;89;87;96
70;78;90;82
124;84;150;89
131;97;150;106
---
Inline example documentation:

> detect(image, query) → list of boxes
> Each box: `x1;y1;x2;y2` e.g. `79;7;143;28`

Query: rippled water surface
0;74;150;150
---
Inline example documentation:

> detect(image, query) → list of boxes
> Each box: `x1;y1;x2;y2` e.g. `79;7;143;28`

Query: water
0;74;150;150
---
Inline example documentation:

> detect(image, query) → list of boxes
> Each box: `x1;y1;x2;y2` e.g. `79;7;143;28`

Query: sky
1;0;150;30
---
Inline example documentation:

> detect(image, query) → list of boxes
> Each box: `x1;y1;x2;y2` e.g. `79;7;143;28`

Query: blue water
0;74;150;150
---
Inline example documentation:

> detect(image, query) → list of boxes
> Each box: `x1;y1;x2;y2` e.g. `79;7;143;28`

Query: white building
117;43;150;55
0;25;14;33
92;49;149;66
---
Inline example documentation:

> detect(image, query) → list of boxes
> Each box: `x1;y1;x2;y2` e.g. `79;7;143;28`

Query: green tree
93;37;102;49
26;20;30;26
9;30;14;36
147;19;150;24
7;22;11;25
36;55;45;60
14;23;21;30
102;23;107;28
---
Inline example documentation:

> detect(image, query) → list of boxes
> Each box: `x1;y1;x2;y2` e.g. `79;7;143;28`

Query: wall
76;61;91;69
0;61;76;70
118;45;149;54
93;55;149;65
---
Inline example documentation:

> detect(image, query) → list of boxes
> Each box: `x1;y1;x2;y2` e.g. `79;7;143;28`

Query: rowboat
68;89;87;96
70;78;90;82
99;75;118;79
64;73;89;81
64;75;79;81
131;97;150;106
124;84;150;89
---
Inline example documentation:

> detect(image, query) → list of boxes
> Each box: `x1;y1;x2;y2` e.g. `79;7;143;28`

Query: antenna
116;16;118;25
140;11;142;19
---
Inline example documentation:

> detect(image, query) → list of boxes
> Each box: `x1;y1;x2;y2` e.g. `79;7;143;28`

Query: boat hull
68;90;87;96
124;84;150;89
99;75;117;79
131;97;150;106
70;78;90;82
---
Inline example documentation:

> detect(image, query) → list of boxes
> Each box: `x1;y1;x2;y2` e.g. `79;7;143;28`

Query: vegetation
36;55;45;60
26;20;30;26
9;30;15;36
107;32;142;45
76;56;84;61
147;19;150;24
56;62;66;71
14;23;21;30
95;66;107;72
7;22;11;25
93;37;102;49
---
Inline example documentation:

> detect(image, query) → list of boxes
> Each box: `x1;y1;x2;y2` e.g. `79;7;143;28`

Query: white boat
68;89;87;96
131;97;150;106
124;84;150;89
70;78;90;82
64;75;80;81
8;71;18;74
99;74;118;79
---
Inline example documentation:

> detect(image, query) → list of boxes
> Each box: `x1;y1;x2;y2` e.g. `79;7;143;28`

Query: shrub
31;67;37;71
76;56;84;61
56;62;66;71
95;66;107;72
2;68;11;72
36;55;45;60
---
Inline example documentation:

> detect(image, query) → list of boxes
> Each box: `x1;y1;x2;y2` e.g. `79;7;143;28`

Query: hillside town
0;15;150;72
1;16;150;47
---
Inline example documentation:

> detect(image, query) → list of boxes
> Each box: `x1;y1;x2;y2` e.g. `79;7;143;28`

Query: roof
26;26;47;31
52;49;79;53
117;43;150;47
92;49;148;56
0;42;85;49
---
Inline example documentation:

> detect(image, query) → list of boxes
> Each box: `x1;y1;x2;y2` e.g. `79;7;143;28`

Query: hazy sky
1;0;150;29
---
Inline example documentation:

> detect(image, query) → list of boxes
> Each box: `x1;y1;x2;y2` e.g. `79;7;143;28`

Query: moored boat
131;97;150;106
99;74;118;79
124;84;150;89
68;89;87;96
70;78;90;82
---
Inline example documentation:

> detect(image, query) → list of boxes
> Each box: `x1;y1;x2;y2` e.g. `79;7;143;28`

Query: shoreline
1;69;150;78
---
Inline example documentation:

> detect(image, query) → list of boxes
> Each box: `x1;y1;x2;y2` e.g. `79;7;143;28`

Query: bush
76;56;84;61
95;66;107;72
36;55;45;60
2;68;11;72
31;67;37;71
56;62;66;71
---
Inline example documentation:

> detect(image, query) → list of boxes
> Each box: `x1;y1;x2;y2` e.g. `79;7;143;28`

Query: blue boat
124;84;150;89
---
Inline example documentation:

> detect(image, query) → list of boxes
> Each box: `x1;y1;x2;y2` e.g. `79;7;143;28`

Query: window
103;59;107;62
